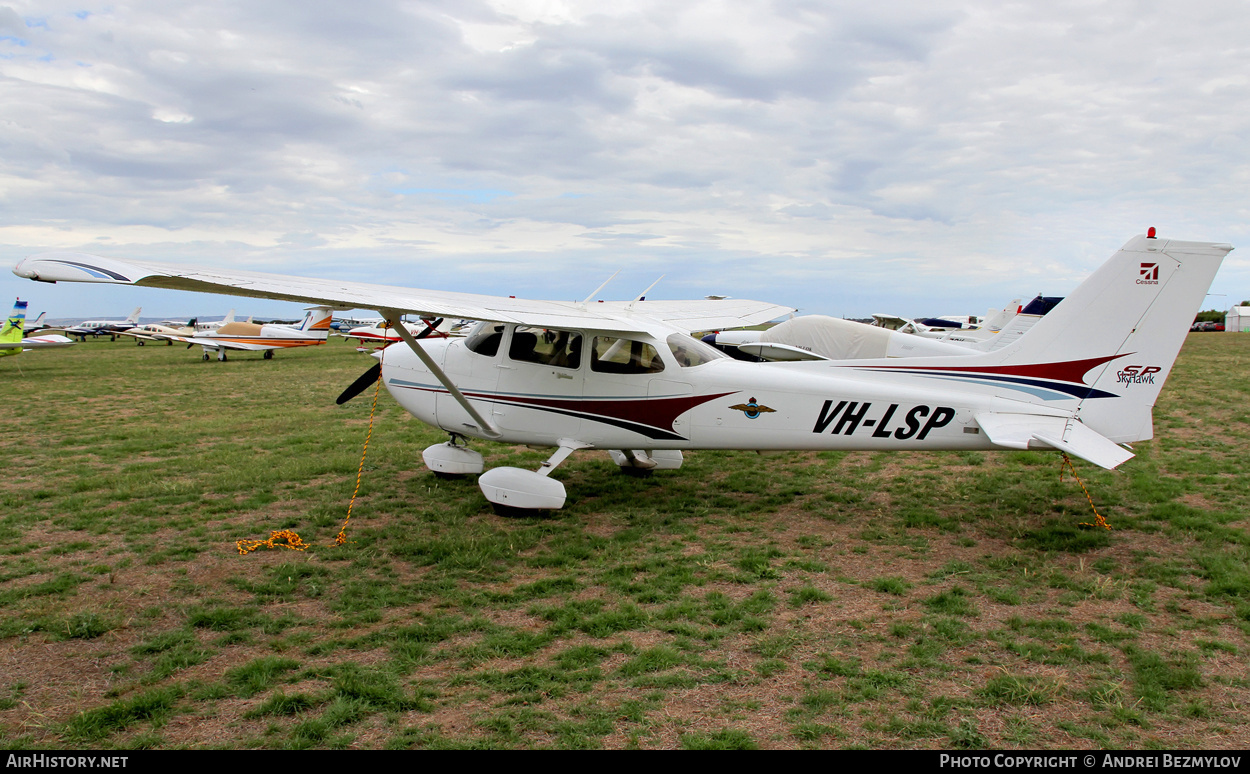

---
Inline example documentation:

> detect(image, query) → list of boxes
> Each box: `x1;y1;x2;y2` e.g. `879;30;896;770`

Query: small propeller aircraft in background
338;317;454;346
1;299;75;357
118;317;198;345
49;307;143;340
159;307;335;360
13;232;1231;511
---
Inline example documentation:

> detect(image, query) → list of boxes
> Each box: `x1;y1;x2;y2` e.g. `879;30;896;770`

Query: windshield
464;322;505;357
667;334;726;367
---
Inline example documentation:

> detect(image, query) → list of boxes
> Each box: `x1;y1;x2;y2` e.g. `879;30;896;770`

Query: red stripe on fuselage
856;354;1128;385
489;392;737;432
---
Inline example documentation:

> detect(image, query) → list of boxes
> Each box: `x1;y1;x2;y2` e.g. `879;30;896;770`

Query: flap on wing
975;412;1134;470
737;342;831;361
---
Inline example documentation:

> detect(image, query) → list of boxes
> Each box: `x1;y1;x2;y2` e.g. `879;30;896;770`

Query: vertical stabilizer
995;235;1232;442
299;306;335;337
1;299;28;357
2;298;27;340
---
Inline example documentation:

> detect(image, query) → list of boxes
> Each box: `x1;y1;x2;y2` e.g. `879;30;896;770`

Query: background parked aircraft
1;299;74;357
118;317;197;345
164;306;335;360
49;307;142;340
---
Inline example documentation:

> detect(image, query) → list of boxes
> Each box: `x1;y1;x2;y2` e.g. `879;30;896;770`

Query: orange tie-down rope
1059;453;1111;531
237;358;384;555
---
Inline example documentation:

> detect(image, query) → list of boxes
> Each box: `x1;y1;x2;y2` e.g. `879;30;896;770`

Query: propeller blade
336;362;382;405
335;318;439;404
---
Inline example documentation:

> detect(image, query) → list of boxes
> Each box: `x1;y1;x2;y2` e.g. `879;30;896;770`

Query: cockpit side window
591;336;665;374
666;334;726;367
465;322;505;357
509;328;582;369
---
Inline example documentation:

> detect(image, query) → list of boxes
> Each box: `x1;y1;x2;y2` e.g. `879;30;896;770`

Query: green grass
1;333;1248;749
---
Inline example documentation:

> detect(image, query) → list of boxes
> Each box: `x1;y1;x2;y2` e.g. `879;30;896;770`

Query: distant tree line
1193;302;1250;323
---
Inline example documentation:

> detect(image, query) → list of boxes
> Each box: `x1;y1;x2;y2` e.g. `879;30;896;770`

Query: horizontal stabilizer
975;412;1134;470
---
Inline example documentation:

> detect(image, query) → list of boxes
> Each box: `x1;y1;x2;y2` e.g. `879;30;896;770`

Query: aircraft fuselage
378;326;1055;455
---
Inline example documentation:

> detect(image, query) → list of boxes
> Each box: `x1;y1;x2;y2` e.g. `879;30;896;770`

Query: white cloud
0;0;1246;319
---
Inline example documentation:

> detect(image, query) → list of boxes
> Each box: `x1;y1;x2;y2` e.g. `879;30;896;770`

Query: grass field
1;333;1248;749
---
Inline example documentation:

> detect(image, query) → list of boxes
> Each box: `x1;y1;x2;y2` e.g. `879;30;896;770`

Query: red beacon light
1147;227;1157;239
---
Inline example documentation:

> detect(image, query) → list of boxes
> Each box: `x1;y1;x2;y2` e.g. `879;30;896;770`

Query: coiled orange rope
238;349;386;554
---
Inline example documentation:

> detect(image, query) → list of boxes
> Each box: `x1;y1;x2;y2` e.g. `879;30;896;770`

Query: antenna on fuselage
580;271;621;306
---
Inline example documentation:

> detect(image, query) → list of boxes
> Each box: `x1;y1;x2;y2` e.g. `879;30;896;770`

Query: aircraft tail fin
126;306;142;325
980;299;1022;334
2;298;27;342
990;234;1232;442
300;306;334;336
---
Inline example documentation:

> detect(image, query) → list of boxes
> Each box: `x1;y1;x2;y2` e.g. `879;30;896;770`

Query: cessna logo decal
813;401;955;440
729;397;776;419
1116;365;1161;386
1138;263;1159;285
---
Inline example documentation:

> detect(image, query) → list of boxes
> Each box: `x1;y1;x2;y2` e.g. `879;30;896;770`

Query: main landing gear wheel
609;449;684;476
201;352;210;361
476;442;589;514
263;350;273;359
479;467;567;512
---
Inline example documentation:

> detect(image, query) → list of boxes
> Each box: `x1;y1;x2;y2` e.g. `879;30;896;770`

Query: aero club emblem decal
730;397;776;420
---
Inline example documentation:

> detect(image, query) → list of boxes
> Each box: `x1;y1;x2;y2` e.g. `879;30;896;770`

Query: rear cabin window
465;322;504;357
509;328;582;369
591;336;665;374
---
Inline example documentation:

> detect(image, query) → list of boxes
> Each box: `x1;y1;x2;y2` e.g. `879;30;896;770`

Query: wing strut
380;309;502;439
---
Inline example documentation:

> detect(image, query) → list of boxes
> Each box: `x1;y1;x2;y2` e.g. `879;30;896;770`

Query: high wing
14;253;794;335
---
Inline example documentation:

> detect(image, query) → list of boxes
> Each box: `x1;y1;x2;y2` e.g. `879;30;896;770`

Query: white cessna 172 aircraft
12;232;1230;511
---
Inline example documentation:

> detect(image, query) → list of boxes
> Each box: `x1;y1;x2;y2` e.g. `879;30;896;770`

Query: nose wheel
423;435;484;478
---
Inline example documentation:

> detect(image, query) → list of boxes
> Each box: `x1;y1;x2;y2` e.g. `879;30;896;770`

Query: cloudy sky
1;0;1247;321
